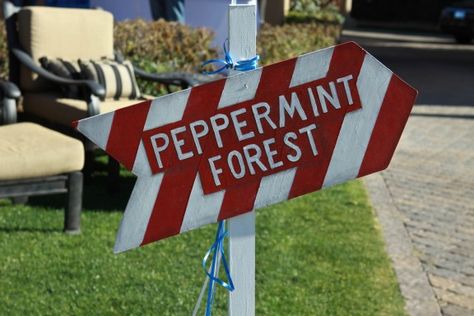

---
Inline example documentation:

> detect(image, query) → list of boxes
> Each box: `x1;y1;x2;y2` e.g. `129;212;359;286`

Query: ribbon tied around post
193;221;234;316
201;40;260;74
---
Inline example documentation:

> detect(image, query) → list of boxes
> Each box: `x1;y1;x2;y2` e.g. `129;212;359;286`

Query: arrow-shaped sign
75;42;417;253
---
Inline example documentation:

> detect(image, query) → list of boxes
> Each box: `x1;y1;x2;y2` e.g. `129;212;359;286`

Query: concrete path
341;28;474;316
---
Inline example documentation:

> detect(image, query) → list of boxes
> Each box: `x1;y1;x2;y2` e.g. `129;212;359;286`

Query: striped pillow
40;57;84;98
79;59;141;100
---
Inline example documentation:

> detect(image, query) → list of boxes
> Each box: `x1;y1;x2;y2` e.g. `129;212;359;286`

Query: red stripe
358;75;417;177
289;42;366;198
217;58;298;220
141;80;226;245
217;181;260;220
106;100;151;170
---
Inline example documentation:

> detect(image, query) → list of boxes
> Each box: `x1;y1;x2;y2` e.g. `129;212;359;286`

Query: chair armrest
0;80;21;99
11;48;106;99
133;66;219;88
0;80;20;124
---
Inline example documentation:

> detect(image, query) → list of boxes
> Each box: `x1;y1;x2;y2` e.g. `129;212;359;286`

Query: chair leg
12;196;28;205
65;171;83;234
83;148;95;179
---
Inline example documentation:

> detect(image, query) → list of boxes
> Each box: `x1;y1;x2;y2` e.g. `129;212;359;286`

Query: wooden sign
75;41;417;253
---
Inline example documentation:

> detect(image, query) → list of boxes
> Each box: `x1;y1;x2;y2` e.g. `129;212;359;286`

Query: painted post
227;2;257;316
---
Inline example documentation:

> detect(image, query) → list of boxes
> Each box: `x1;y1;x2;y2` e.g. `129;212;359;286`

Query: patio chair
2;3;210;182
0;80;84;233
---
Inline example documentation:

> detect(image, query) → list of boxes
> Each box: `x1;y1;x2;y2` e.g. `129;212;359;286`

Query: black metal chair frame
0;81;83;233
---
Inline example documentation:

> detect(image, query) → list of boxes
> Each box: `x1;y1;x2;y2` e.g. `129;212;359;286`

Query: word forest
143;74;360;194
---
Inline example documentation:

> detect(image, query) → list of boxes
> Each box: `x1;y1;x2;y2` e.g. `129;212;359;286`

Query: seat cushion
22;93;150;126
18;6;114;91
0;123;84;180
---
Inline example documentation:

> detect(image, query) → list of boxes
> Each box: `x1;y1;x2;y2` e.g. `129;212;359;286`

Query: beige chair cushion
0;123;84;180
18;6;114;91
22;93;152;126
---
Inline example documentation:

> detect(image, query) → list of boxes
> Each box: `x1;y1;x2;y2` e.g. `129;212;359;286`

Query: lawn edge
364;173;442;316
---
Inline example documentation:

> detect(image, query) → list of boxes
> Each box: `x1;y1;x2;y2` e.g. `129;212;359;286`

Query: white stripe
253;168;297;209
322;53;393;188
179;174;225;233
132;140;152;177
76;111;114;150
289;47;334;88
218;68;262;109
144;88;191;131
114;173;164;253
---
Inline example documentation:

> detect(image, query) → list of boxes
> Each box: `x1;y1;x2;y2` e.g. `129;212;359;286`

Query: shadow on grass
28;173;136;212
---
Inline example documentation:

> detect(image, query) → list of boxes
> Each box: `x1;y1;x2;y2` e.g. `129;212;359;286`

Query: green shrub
291;0;336;11
114;19;217;73
257;22;341;66
0;21;8;80
116;19;341;94
288;0;345;24
114;19;217;95
286;10;345;24
0;19;339;94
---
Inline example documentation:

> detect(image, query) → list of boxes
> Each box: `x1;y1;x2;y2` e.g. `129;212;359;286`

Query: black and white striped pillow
79;59;141;101
40;57;84;98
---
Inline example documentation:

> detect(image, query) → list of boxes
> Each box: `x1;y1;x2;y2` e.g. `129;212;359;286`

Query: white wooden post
227;3;257;316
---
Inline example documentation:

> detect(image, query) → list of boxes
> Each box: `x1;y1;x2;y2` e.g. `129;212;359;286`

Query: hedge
0;19;340;94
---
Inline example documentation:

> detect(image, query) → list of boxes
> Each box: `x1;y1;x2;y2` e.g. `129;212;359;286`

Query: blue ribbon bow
201;40;260;74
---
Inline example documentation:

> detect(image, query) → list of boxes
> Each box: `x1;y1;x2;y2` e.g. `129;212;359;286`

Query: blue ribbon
203;221;234;316
201;40;260;74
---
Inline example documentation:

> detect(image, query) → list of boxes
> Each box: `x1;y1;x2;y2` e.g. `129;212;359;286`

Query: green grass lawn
0;169;406;315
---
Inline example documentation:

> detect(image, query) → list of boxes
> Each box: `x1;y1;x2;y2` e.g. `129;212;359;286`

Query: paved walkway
366;105;474;316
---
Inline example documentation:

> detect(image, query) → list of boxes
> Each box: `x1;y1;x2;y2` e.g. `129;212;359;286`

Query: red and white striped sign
75;42;417;253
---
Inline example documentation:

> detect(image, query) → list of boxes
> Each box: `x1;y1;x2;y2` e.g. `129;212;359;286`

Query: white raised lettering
171;126;193;160
243;144;268;175
150;133;169;169
337;74;354;105
284;132;301;162
190;120;209;155
252;102;276;134
307;87;320;117
263;138;283;169
279;92;308;128
228;150;246;179
208;155;223;186
210;113;229;148
317;81;340;112
231;108;255;141
299;124;318;156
